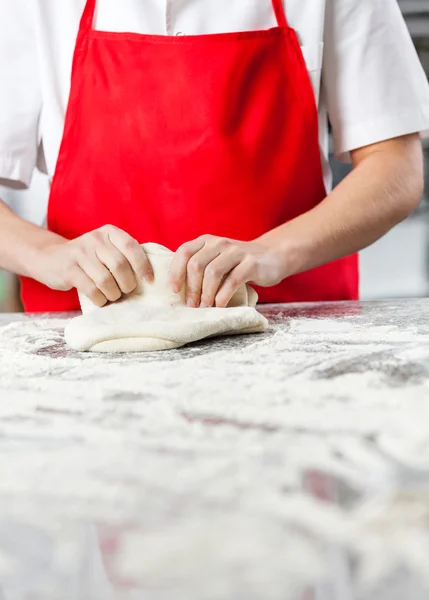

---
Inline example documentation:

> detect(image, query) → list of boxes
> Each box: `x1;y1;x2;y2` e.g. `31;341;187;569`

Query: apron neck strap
271;0;288;28
79;0;96;34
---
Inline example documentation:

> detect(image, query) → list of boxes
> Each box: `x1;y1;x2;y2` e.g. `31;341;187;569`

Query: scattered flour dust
0;306;429;597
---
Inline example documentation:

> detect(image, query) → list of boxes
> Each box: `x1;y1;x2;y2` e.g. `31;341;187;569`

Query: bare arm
0;199;63;276
170;134;424;307
0;200;152;306
259;133;424;275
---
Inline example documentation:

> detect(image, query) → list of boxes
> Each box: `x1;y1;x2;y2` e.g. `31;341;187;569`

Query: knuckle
188;259;204;274
199;234;212;242
141;264;152;275
97;273;114;288
101;224;116;234
87;284;101;300
139;268;153;281
87;230;104;244
219;238;232;249
186;291;201;304
179;244;194;259
206;264;221;279
111;257;128;271
123;236;137;251
244;253;257;265
87;284;98;297
227;277;239;289
186;287;200;298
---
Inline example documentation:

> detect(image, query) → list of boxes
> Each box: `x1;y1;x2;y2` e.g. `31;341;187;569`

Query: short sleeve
323;0;429;161
0;0;41;188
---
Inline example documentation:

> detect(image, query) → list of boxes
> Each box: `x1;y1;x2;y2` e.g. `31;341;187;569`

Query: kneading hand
34;225;153;307
169;235;284;308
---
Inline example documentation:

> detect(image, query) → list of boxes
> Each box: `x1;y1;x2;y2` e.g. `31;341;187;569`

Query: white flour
0;301;429;598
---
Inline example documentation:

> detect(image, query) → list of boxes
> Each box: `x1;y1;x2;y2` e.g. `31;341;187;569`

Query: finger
70;266;108;307
169;238;206;294
200;251;241;308
77;251;122;302
185;245;224;308
215;261;253;308
95;240;137;295
107;227;154;282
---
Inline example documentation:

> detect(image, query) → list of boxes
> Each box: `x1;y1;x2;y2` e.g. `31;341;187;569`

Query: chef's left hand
169;235;284;308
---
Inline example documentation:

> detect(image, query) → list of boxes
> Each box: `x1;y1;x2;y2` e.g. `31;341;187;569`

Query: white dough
64;243;268;352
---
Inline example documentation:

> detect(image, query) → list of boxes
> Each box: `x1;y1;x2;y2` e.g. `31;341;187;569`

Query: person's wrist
17;230;65;279
255;233;301;281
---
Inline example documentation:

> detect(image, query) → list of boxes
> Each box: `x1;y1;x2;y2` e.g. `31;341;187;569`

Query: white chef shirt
0;0;429;198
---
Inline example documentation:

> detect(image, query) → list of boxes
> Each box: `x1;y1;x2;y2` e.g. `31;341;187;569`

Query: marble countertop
1;299;429;599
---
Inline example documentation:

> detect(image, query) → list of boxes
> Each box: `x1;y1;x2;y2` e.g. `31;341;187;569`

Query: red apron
21;0;358;312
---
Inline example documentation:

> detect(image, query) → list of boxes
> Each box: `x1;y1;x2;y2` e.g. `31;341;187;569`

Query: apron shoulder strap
271;0;289;28
79;0;97;34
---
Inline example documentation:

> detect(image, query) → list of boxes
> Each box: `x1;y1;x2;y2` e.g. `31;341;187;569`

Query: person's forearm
259;134;424;277
0;199;64;276
0;201;152;304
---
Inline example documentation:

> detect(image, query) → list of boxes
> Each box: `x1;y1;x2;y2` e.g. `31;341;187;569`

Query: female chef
0;0;428;312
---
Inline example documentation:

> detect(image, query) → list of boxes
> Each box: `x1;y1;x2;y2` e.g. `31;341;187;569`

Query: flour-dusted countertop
1;299;429;599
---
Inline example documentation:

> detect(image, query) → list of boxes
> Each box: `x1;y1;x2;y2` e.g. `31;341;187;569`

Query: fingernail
144;273;154;283
171;283;179;293
187;299;196;308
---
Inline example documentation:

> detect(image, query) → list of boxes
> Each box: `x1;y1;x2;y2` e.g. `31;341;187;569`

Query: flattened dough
64;243;268;352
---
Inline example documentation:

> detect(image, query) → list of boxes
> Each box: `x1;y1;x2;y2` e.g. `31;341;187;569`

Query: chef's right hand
34;225;153;307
